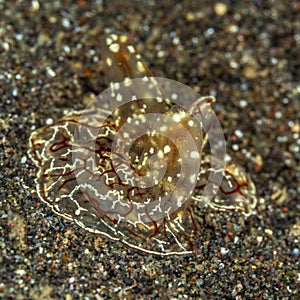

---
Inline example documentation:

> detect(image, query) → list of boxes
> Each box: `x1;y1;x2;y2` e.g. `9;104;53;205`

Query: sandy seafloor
0;1;299;299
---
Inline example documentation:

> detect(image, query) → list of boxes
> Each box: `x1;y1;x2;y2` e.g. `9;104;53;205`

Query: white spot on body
157;150;164;159
172;113;182;123
190;151;200;159
124;78;131;87
141;156;148;167
119;35;127;43
171;93;178;100
188;120;195;127
159;125;168;132
106;57;112;66
116;93;122;102
164;145;171;154
111;34;118;42
106;36;113;45
190;174;197;183
137;61;145;72
109;43;120;53
177;195;184;203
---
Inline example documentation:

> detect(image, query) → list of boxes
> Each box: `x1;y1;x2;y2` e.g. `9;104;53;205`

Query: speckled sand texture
0;1;299;299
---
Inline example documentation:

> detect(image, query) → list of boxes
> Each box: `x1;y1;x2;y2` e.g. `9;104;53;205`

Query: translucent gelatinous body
28;34;257;255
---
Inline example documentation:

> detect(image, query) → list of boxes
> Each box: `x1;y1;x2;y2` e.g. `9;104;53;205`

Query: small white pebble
31;0;40;12
3;41;10;51
265;229;273;235
69;277;75;284
157;50;165;58
225;153;232;162
220;247;229;255
239;99;248;108
64;45;71;53
232;144;239;151
214;3;227;16
12;88;18;97
229;61;239;69
205;27;215;37
15;33;23;41
46;67;56;78
282;97;289;104
62;18;71;28
20;156;27;164
15;269;26;276
292;248;299;255
234;129;243;138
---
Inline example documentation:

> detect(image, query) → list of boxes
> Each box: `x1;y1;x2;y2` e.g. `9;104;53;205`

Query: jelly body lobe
28;34;257;255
